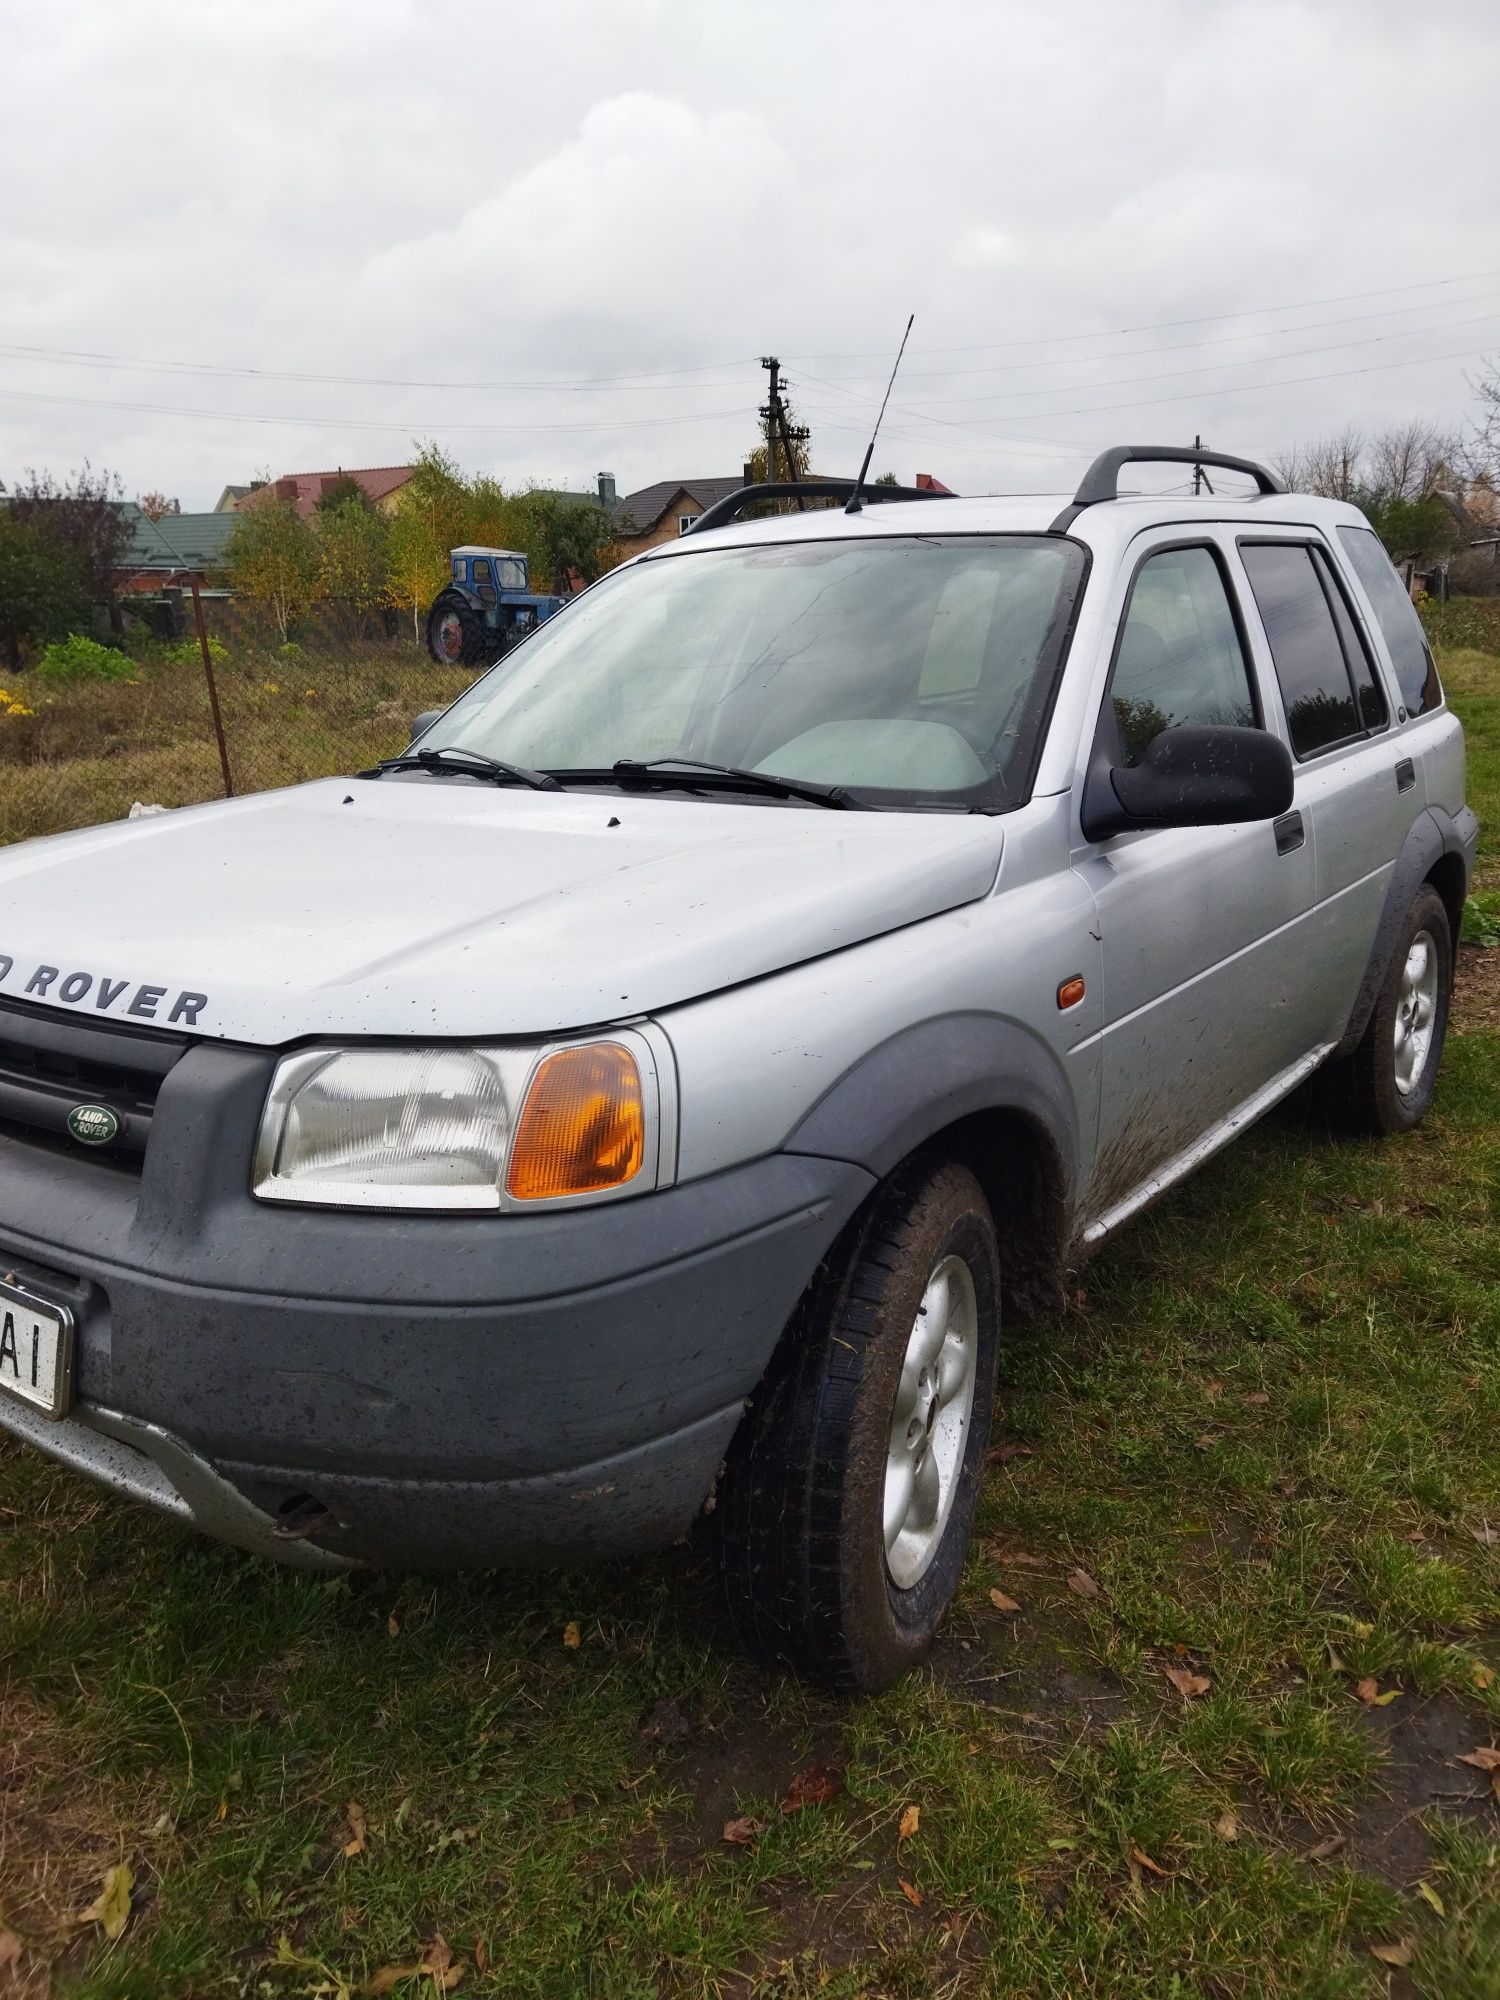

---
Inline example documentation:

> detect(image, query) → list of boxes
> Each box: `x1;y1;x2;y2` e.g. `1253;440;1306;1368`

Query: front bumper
0;1039;873;1566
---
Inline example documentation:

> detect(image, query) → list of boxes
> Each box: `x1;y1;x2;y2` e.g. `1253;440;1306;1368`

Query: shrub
164;634;229;668
1420;597;1500;654
35;633;138;685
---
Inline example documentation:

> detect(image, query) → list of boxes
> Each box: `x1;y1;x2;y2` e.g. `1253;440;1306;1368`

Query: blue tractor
425;546;567;666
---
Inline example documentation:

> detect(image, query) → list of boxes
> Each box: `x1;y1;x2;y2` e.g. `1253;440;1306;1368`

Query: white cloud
1;0;1497;504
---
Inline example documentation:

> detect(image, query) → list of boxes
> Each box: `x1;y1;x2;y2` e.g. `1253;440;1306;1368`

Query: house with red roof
220;465;417;519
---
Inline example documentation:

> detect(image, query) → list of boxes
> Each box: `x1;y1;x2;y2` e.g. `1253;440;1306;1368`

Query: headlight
252;1029;671;1211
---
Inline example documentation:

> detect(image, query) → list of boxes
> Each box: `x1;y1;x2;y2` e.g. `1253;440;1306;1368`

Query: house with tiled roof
235;465;418;520
610;475;750;551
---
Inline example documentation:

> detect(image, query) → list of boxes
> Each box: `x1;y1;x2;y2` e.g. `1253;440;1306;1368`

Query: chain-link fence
0;624;476;846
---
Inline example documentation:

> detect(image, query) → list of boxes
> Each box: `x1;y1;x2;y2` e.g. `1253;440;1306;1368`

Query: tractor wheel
426;595;486;667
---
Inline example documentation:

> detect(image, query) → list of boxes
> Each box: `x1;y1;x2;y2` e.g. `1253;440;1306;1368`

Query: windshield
426;535;1087;807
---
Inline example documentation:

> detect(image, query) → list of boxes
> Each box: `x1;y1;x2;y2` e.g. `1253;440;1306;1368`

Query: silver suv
0;445;1475;1690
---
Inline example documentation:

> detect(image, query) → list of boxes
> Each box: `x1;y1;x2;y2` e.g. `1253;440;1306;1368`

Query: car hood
0;778;1005;1043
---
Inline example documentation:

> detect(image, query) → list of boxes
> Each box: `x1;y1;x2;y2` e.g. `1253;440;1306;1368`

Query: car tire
712;1159;1000;1692
1321;883;1452;1136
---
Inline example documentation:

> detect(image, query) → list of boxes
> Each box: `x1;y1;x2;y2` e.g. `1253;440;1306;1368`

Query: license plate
0;1277;74;1419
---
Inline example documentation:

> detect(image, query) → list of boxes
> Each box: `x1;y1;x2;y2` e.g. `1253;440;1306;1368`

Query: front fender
783;1010;1079;1194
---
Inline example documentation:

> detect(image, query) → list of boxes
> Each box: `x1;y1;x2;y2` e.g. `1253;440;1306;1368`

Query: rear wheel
712;1160;1000;1691
1321;883;1452;1134
426;594;485;667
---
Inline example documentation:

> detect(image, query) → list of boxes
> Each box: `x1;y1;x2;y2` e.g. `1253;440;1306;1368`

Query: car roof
638;490;1374;566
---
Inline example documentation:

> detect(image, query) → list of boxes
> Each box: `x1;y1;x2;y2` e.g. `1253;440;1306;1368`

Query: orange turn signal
1057;975;1086;1010
506;1041;646;1201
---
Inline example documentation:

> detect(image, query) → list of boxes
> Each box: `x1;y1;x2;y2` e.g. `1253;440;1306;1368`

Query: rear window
1336;523;1443;716
1240;543;1363;758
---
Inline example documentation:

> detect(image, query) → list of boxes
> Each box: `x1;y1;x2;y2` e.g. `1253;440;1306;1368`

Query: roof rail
1049;445;1286;534
687;478;953;536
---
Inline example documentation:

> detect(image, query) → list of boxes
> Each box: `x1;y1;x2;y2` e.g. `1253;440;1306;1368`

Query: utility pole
760;355;780;486
760;355;811;507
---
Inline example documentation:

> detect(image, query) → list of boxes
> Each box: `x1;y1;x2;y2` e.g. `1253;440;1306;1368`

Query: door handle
1273;810;1304;856
1395;757;1416;793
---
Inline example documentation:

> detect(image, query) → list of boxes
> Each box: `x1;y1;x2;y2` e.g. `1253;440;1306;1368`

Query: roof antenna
846;313;914;515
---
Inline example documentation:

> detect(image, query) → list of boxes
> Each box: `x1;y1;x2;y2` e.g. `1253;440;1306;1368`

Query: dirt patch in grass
1455;942;1500;1033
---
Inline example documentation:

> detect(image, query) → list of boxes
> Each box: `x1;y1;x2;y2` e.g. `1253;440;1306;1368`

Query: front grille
0;999;187;1168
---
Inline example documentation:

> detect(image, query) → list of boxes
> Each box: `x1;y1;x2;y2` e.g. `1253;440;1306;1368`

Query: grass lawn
1;652;1498;1998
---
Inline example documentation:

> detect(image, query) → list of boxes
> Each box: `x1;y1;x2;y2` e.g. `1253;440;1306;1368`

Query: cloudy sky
2;0;1498;510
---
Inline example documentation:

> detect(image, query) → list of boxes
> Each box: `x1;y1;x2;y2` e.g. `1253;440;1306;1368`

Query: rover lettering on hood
0;955;208;1027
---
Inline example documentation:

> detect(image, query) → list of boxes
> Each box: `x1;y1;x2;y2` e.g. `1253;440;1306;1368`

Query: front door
1072;533;1320;1232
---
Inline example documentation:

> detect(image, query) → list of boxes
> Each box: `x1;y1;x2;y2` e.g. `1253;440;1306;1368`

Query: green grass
1;650;1499;1996
0;640;472;845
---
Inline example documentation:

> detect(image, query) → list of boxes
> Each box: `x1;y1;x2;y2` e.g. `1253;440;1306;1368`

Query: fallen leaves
1066;1568;1101;1600
1302;1833;1346;1863
1370;1939;1414;1968
1467;1521;1499;1547
77;1861;133;1941
342;1801;366;1859
1130;1844;1167;1877
1456;1744;1500;1800
370;1936;466;1995
562;1621;581;1650
1162;1664;1211;1700
722;1815;763;1847
988;1588;1022;1615
898;1879;924;1908
1354;1677;1401;1707
1415;1879;1446;1917
1214;1808;1240;1841
1193;1433;1222;1451
986;1442;1035;1466
0;1932;21;1972
988;1546;1048;1568
781;1765;841;1814
1245;1391;1271;1407
898;1804;921;1841
1471;1662;1496;1692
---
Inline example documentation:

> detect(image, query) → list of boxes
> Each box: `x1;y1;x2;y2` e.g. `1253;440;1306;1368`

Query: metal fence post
190;575;234;798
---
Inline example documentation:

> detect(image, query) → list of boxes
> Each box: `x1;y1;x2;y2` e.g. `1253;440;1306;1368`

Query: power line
823;310;1500;414
0;385;748;435
793;288;1500;386
4;267;1497;399
784;267;1500;362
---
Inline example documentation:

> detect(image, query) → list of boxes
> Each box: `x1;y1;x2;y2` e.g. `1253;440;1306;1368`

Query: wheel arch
1335;807;1472;1058
783;1012;1079;1322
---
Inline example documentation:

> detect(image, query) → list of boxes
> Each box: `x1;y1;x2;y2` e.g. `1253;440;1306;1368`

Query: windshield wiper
607;757;862;810
364;746;563;793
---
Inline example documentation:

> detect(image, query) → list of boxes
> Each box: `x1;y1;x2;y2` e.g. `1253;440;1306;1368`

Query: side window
1336;523;1443;715
1313;545;1387;732
471;558;492;585
1109;546;1256;766
1239;543;1361;758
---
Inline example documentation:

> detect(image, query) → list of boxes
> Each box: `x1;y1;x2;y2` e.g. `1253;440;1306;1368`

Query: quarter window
1109;546;1256;766
1336;523;1443;715
1240;543;1374;759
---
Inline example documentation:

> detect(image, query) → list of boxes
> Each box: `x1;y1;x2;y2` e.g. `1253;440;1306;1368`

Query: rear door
1073;531;1321;1230
1233;536;1418;1039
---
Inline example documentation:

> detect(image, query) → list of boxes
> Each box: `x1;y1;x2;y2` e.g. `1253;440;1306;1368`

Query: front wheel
1321;883;1453;1134
712;1160;1000;1691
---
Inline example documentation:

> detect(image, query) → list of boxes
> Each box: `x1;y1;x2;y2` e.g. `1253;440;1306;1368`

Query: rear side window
1336;523;1443;715
1316;547;1387;732
1109;546;1256;766
1240;543;1366;758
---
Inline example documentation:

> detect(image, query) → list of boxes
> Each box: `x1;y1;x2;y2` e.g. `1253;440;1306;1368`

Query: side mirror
1081;724;1293;841
409;709;443;745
